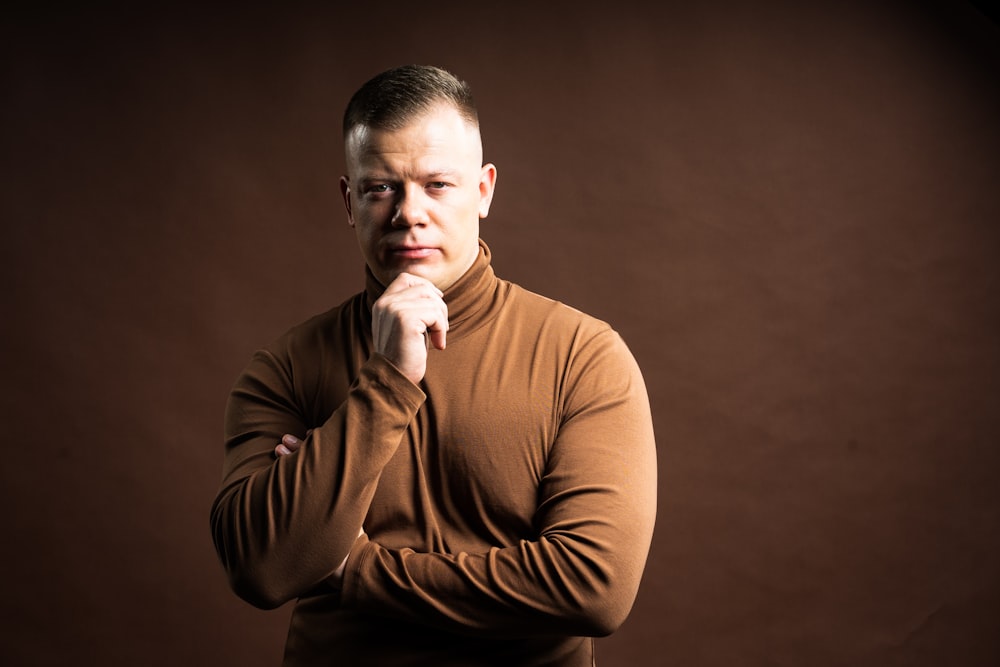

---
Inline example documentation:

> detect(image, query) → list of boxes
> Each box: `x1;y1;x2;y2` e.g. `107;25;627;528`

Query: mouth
386;244;439;260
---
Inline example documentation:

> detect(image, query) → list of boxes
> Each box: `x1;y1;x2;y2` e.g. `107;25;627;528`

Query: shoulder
234;292;365;394
498;280;648;420
493;279;638;381
501;280;617;343
230;292;367;422
266;291;367;359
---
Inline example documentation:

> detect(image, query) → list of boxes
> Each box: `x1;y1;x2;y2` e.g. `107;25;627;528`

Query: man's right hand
371;272;448;385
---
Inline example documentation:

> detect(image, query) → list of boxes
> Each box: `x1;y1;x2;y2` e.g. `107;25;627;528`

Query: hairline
344;98;479;139
343;102;484;166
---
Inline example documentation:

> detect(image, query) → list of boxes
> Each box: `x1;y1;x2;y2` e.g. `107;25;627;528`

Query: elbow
227;568;295;610
585;616;624;639
210;500;296;610
545;572;636;637
547;536;645;637
575;594;633;637
213;538;296;610
564;558;642;637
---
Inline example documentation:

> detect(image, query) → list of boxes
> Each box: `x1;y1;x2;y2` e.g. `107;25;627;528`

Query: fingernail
284;435;298;444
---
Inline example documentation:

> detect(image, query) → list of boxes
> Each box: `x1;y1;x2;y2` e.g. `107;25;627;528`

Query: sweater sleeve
210;347;425;610
339;329;657;638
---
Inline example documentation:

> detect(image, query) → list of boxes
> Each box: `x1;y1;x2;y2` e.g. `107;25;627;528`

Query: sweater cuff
339;532;374;606
360;353;426;412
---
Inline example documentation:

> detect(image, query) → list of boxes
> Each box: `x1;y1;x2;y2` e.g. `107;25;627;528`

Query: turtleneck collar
363;239;506;342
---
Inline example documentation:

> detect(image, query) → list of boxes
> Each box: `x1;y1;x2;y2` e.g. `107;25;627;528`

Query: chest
369;330;567;548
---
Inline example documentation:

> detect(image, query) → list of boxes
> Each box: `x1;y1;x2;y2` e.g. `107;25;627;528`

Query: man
211;64;657;666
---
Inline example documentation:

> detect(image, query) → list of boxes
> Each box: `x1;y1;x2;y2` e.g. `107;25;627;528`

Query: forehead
345;104;482;172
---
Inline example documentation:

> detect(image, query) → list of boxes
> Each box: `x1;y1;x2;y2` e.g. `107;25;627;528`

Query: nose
391;184;430;228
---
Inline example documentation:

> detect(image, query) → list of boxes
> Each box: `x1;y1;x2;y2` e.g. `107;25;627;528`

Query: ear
340;176;355;227
478;163;498;219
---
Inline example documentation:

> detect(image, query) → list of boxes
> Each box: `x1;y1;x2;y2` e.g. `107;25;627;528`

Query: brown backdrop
2;2;998;665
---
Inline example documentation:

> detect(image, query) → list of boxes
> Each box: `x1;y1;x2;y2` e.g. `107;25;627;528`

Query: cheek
357;225;379;249
443;196;481;226
349;216;375;247
353;206;386;235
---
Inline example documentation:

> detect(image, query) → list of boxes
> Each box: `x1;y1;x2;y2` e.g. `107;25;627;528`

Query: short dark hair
343;65;478;136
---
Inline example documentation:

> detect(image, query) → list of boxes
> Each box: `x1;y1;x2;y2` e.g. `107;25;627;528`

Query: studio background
2;2;998;665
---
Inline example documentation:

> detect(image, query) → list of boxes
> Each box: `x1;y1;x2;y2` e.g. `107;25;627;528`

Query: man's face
340;103;497;291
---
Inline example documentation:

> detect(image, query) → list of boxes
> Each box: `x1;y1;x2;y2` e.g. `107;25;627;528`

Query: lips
387;245;438;260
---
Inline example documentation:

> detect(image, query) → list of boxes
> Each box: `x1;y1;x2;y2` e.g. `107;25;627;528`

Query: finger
275;444;292;457
427;326;447;351
417;301;448;350
384;272;443;297
281;433;303;449
382;296;448;339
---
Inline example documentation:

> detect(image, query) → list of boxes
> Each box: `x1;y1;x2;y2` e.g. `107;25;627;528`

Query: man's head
343;64;479;137
340;65;497;291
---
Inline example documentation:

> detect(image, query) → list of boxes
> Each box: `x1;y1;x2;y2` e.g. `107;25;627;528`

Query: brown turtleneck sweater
211;242;657;666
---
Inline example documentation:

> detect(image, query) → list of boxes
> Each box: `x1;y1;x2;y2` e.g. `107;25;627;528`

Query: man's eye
428;182;449;189
366;184;393;194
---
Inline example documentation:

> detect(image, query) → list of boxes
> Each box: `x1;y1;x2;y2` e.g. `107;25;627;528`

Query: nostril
392;200;429;227
391;207;413;227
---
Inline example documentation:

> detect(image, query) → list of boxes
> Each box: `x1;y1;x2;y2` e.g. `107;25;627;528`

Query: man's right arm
210;350;424;609
210;272;447;609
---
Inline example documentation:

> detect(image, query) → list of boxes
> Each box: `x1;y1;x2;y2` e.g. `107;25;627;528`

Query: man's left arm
338;329;657;638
